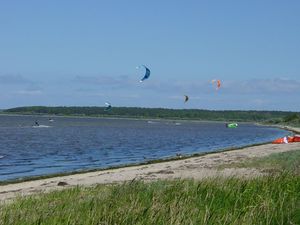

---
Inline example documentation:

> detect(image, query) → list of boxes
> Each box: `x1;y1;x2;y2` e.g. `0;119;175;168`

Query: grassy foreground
0;173;299;225
1;150;300;224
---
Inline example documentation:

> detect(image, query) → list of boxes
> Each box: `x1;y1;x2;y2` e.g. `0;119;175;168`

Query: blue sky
0;1;299;111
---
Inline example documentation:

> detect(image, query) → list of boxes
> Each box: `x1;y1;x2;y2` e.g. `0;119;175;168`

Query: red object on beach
293;135;300;142
288;136;295;142
272;137;287;144
272;136;294;144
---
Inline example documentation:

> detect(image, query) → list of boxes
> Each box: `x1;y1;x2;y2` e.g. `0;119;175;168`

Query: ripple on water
0;116;289;181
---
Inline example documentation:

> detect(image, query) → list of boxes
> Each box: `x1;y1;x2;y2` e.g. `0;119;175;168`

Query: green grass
219;149;300;174
1;150;299;224
1;174;299;225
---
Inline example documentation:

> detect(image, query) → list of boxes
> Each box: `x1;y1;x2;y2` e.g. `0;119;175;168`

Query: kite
104;102;112;111
211;79;221;90
184;95;189;103
136;65;151;82
226;123;238;128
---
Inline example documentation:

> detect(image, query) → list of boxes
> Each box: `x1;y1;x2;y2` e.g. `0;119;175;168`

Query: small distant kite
211;79;221;90
184;95;189;103
104;102;112;111
136;65;151;82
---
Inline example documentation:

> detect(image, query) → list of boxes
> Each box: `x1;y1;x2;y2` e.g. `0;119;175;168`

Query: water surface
0;115;289;181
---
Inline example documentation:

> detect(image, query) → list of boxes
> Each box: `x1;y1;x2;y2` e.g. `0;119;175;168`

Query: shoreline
0;117;290;186
1;141;299;203
0;112;271;124
269;125;300;134
0;120;298;203
0;140;272;186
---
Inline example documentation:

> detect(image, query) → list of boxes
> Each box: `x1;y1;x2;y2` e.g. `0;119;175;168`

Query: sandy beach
1;139;300;203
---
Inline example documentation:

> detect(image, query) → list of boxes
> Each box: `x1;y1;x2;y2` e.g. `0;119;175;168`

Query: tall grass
219;149;300;174
1;173;299;225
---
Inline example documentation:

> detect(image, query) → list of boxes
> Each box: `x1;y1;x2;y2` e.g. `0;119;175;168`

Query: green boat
226;123;238;128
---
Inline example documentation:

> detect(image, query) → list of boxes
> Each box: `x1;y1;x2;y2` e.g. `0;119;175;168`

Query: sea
0;115;289;181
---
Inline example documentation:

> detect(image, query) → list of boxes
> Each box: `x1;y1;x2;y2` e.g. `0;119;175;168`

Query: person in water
35;121;39;126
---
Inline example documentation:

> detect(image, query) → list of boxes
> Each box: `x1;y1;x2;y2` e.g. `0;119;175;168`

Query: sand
1;141;300;203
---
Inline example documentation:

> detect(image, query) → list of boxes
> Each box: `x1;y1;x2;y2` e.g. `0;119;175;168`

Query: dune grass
1;150;299;224
219;149;300;174
0;173;299;225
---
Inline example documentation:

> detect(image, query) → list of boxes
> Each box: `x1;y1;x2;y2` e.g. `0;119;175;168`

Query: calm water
0;115;289;181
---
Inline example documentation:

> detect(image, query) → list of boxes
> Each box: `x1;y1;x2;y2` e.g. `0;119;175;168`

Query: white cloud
251;99;266;105
14;90;42;95
73;75;135;88
223;78;300;95
72;76;300;98
1;75;299;111
0;74;32;85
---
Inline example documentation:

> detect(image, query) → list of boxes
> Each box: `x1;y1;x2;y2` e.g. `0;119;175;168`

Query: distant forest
3;106;299;123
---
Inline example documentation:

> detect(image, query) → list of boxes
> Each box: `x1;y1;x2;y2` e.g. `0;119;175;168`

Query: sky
0;0;299;111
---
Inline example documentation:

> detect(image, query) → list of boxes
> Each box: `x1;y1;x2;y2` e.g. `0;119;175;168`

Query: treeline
281;113;300;125
3;106;298;122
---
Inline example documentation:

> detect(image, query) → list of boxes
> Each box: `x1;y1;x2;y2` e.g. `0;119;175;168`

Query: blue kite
137;65;151;82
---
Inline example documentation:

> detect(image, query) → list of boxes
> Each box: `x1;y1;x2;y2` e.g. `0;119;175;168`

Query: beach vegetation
0;172;299;224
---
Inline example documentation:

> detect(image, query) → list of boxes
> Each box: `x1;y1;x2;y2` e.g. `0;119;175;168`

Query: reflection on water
0;115;289;181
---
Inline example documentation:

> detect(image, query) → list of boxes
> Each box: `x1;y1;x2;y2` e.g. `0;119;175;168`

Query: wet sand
1;141;300;203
